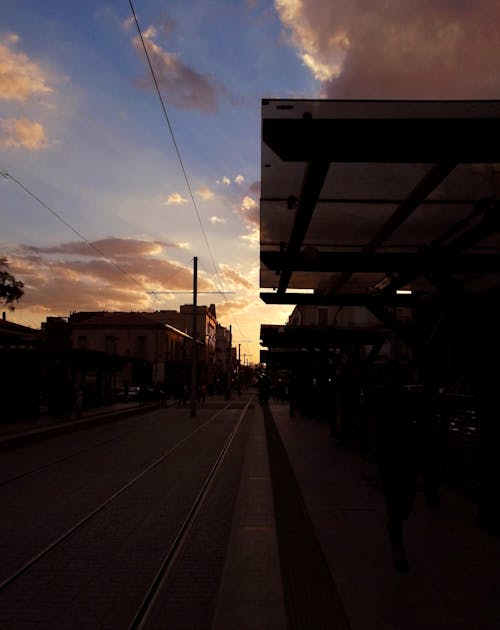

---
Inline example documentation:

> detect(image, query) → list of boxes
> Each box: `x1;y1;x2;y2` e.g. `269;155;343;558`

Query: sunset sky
2;0;499;363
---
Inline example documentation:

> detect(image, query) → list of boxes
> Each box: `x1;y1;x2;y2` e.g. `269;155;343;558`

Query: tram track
1;429;139;489
130;398;251;629
0;399;253;629
0;404;177;488
0;402;235;593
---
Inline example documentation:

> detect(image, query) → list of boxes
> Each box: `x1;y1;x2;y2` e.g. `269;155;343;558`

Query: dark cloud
276;0;500;99
22;237;181;258
134;27;227;112
248;180;261;195
157;15;176;38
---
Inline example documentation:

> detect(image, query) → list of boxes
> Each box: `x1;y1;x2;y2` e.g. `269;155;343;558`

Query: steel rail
0;413;164;488
129;398;252;630
0;402;233;593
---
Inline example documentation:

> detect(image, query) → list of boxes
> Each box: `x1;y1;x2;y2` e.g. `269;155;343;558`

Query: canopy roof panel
260;99;500;307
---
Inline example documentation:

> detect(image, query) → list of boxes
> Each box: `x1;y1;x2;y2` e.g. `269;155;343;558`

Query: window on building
76;335;87;350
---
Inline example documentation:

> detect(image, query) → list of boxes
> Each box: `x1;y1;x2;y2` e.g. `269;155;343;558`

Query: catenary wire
1;170;148;294
3;169;255;352
2;23;259;358
128;0;224;297
128;3;256;351
1;169;205;309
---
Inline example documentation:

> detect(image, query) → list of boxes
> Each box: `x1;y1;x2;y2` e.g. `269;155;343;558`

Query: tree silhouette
0;257;24;310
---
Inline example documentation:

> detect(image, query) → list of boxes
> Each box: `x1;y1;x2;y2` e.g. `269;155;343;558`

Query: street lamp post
191;257;198;417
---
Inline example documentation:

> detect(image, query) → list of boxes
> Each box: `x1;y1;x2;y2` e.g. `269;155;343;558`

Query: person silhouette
374;382;417;572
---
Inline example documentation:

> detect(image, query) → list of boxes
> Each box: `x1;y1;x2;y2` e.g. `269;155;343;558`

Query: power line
128;0;223;295
127;2;255;349
1;170;148;294
148;291;235;294
1;169;217;306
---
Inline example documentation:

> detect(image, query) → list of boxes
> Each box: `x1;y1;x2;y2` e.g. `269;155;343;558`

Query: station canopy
260;99;500;309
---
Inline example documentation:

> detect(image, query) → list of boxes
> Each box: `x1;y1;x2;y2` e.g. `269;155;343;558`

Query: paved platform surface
2;397;500;629
265;401;500;630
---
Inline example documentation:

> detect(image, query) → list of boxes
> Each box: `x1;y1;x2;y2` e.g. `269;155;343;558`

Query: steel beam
260;292;417;306
325;163;456;295
261;251;500;274
277;160;331;293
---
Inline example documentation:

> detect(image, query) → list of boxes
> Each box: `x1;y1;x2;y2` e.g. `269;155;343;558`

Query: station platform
2;397;500;628
222;400;500;630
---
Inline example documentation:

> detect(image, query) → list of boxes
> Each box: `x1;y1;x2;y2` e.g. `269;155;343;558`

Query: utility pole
238;343;241;390
190;256;198;417
228;325;232;398
148;255;232;414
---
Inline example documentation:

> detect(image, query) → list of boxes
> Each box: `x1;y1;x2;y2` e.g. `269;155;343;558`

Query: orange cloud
217;175;246;187
197;187;215;200
233;187;260;244
0;117;48;149
275;0;349;82
0;37;53;102
219;264;254;290
7;245;290;364
7;236;217;316
241;226;260;246
164;192;188;205
216;297;251;319
239;195;259;226
209;215;226;224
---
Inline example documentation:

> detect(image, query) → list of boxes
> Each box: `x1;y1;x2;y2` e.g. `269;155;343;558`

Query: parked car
126;386;140;401
117;386;140;402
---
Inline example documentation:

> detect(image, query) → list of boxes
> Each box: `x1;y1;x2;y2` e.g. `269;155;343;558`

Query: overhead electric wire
128;0;224;296
2;10;261;359
1;170;148;294
128;1;257;356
